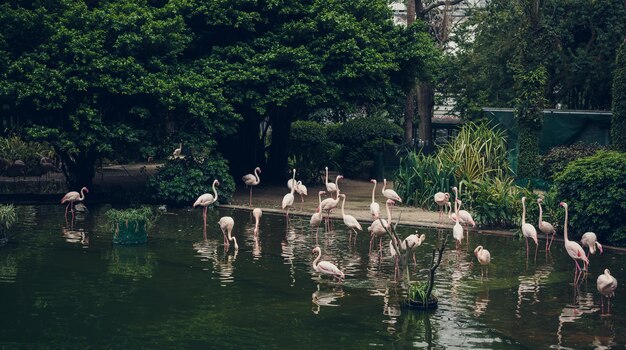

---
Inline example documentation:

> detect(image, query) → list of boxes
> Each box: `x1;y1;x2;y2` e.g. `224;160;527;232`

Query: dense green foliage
395;152;456;209
463;177;531;228
0;204;17;230
147;155;234;206
329;116;402;178
445;0;625;118
552;151;626;246
106;207;157;245
613;41;626;152
289;121;337;185
0;136;56;175
542;142;605;179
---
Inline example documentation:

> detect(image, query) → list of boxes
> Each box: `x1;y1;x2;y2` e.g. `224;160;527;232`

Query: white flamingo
452;186;475;242
339;194;362;240
560;202;588;285
434;191;450;225
193;179;220;234
370;179;380;219
597;269;618;314
403;232;426;265
521;197;539;261
242;167;261;206
295;181;308;210
325;166;338;199
310;191;326;238
173;143;182;158
320;175;343;229
218;216;238;250
382;178;402;203
252;208;262;236
537;198;556;251
281;169;297;222
61;187;89;218
368;199;392;253
312;246;344;281
474;245;491;280
581;232;603;258
453;199;464;249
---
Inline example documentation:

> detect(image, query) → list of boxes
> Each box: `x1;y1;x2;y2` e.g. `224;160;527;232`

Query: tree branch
421;0;465;16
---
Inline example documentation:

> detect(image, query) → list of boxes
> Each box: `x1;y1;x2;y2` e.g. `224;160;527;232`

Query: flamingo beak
597;243;603;254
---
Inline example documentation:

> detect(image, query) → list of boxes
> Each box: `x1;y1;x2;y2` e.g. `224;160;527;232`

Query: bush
464;177;532;228
329;116;402;178
552;150;626;246
0;205;17;231
612;41;626;151
289;121;337;184
147;154;235;206
395;151;456;209
0;136;56;175
542;142;604;179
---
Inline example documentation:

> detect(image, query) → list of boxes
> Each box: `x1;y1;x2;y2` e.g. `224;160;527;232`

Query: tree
0;1;239;189
613;40;626;152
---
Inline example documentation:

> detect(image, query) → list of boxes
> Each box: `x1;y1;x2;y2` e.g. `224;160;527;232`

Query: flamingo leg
249;188;252;206
525;237;529;260
548;233;555;251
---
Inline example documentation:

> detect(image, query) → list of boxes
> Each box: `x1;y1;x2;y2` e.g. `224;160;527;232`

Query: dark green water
0;205;623;349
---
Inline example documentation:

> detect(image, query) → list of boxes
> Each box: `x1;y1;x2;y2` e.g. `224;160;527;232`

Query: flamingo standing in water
403;232;426;265
61;187;89;218
312;246;344;281
193;179;220;234
597;269;618;314
310;191;326;239
537;198;556;251
252;208;262;236
282;169;297;222
339;194;362;241
453;199;464;250
218;216;238;250
474;245;491;280
242;167;261;206
521;197;539;261
320;175;343;230
294;181;308;210
325;166;338;199
581;232;603;261
370;179;380;219
452;186;475;242
368;199;392;253
434;192;449;225
560;202;588;285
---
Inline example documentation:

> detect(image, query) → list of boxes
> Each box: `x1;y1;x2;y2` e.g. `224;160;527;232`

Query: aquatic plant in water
106;207;158;244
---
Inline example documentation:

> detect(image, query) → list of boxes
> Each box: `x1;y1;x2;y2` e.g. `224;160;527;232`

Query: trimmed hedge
542;142;605;179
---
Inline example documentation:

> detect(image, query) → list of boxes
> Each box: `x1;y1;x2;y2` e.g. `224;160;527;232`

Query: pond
0;205;623;349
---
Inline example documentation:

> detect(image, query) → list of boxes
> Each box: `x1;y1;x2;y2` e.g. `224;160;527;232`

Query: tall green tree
613;40;626;151
0;0;239;189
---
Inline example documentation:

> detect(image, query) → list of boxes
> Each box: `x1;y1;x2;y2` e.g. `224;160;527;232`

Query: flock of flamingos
59;162;618;314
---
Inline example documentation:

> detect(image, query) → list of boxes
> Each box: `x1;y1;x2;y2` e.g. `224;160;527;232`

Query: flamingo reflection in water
557;291;598;348
192;239;238;284
311;284;345;315
515;263;553;319
62;226;89;247
473;287;490;318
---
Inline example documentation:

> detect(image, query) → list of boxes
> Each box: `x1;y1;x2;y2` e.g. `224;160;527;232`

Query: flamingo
281;169;297;222
218;216;238;250
312;246;344;281
382;178;402;203
61;187;89;218
325;166;338;199
173;143;182;158
339;194;362;240
453;199;464;249
403;232;426;265
310;191;326;239
581;231;603;271
320;175;343;229
452;187;475;241
521;197;539;261
434;192;450;225
193;179;220;233
474;245;491;279
597;269;618;314
368;199;392;253
252;208;262;236
537;198;556;251
370;179;380;219
295;181;308;210
242;167;261;206
560;202;589;285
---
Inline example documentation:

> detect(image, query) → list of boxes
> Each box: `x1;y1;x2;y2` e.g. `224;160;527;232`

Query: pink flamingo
173;143;182;158
403;232;426;265
281;169;297;222
61;187;89;218
242;167;261;206
312;246;344;281
521;197;538;261
453;199;464;249
310;191;326;239
339;194;362;240
597;269;618;314
560;202;588;285
370;179;380;219
218;216;238;250
434;192;450;225
193;179;220;233
581;231;603;271
325;166;338;199
368;199;392;253
474;245;491;280
382;178;402;203
537;198;556;251
294;181;308;210
452;187;475;242
320;175;343;230
252;208;262;236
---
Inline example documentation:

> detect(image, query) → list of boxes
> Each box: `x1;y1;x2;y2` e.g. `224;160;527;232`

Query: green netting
482;108;611;174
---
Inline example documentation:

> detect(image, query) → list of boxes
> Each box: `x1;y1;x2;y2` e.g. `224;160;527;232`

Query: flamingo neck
341;196;346;216
563;206;569;242
371;181;376;203
454;200;460;223
290;170;296;194
382;179;387;193
538;202;543;225
335;175;341;192
522;200;526;225
317;192;323;208
212;181;219;201
79;187;87;201
325;168;329;184
386;202;392;224
312;250;321;270
255;168;260;182
231;236;238;250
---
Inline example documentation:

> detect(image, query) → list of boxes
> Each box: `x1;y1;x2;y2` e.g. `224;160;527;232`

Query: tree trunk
59;150;96;190
265;109;291;184
404;88;416;144
417;82;435;153
219;113;265;178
